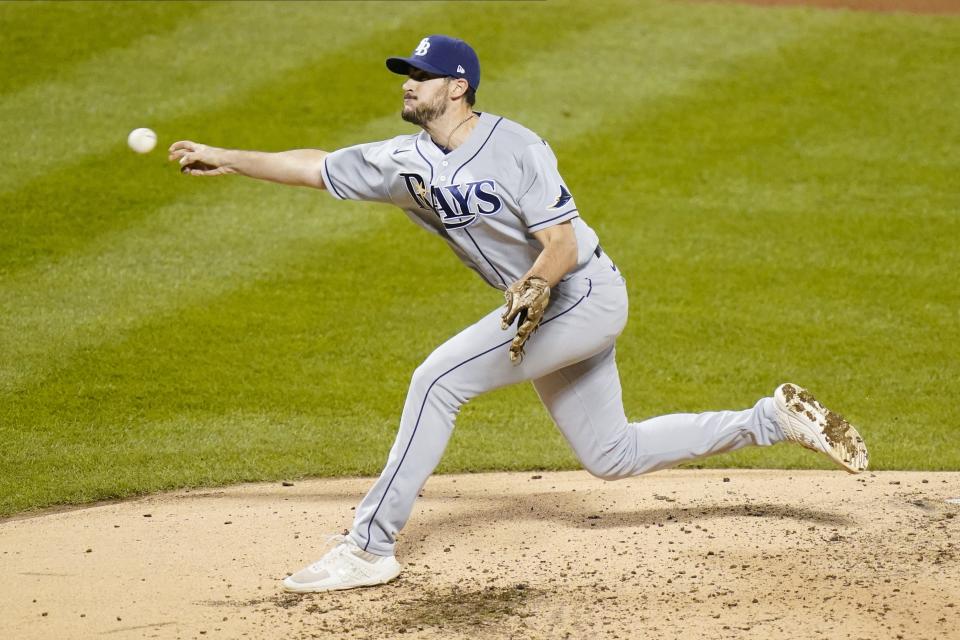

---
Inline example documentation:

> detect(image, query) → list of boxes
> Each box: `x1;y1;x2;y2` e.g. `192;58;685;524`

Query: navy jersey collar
418;111;493;165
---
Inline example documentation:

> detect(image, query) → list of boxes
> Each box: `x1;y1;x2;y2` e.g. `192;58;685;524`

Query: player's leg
349;274;618;557
532;346;783;479
283;276;617;592
534;348;869;479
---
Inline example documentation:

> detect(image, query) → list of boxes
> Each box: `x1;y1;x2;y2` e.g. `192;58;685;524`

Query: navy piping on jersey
432;140;453;155
362;277;594;551
322;158;348;200
527;209;579;232
414;139;434;182
450;116;504;183
418;123;507;287
463;228;508;287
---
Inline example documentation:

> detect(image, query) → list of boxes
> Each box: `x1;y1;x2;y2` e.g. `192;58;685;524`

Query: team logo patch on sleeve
549;185;573;210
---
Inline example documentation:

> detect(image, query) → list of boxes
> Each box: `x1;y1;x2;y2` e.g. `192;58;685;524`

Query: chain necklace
445;113;477;150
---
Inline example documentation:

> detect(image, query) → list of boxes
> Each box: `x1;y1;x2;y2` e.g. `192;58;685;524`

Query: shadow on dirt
402;493;854;554
573;502;855;528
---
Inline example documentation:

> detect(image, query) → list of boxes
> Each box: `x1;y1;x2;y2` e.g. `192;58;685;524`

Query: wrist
216;148;238;173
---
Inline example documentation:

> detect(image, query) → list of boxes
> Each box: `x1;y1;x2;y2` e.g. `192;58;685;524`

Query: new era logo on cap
385;35;481;90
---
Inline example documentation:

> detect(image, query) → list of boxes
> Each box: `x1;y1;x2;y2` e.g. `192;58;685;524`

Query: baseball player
169;35;869;593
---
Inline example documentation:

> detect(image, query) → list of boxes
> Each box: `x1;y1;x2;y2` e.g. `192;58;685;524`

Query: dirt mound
2;469;958;639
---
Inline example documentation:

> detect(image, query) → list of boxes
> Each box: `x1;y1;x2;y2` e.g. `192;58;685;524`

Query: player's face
401;68;452;126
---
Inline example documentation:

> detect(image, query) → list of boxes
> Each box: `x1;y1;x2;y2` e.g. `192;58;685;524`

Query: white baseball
127;127;157;154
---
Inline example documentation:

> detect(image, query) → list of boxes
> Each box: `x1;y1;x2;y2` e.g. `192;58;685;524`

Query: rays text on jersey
400;173;503;230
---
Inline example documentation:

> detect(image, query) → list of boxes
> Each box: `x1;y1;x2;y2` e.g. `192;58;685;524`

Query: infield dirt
2;469;958;639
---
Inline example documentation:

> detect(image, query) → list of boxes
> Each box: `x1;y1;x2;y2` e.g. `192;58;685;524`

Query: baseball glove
500;276;551;363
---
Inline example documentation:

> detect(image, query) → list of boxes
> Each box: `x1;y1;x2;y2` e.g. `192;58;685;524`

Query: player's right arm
168;141;328;190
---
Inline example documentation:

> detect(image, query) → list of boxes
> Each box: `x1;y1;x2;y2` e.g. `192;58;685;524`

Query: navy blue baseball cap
386;35;481;90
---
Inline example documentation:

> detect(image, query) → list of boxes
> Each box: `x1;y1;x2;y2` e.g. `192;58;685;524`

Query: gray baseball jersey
318;112;786;556
321;112;600;289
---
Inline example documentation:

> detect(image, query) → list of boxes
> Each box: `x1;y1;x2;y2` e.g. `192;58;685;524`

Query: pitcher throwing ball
169;35;869;593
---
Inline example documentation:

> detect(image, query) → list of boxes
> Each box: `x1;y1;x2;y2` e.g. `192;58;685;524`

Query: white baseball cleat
282;534;401;593
774;383;869;474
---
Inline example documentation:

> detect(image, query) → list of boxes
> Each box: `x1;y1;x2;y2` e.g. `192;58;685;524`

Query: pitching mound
2;469;958;639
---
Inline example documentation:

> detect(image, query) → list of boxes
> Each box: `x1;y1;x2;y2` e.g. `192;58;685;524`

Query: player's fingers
525;305;545;324
182;163;222;177
501;292;518;328
181;161;206;176
508;336;525;363
168;140;195;153
515;315;535;340
502;306;522;329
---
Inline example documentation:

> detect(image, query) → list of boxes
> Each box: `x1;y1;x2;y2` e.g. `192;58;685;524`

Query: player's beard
401;90;449;127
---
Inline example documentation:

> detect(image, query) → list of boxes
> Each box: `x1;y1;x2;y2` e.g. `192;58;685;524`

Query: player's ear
450;78;469;99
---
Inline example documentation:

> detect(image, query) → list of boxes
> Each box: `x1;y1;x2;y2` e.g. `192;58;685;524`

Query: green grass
1;0;958;516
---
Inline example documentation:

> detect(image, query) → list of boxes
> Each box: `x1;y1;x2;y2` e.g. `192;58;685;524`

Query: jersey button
439;176;447;182
441;161;448;167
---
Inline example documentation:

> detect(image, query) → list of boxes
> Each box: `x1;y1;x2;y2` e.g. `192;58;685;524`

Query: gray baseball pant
350;254;783;555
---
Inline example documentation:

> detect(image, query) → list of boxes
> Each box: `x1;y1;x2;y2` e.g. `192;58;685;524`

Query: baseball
127;127;157;154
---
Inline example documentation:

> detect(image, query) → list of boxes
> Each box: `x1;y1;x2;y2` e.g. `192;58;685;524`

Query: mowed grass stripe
0;176;386;396
496;9;960;468
4;6;924;513
0;204;574;514
0;22;431;276
617;8;959;217
574;6;960;293
0;1;628;395
0;10;443;276
0;3;956;504
0;1;437;195
0;0;631;277
0;1;207;95
0;412;404;512
0;1;814;399
2;0;816;281
485;0;842;141
533;10;960;468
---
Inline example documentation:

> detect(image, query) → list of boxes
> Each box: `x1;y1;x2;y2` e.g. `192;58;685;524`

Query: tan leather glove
500;276;551;364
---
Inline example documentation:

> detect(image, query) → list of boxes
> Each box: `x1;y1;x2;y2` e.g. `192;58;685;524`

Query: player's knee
410;356;446;393
581;449;637;481
583;460;633;481
409;361;432;393
409;361;466;411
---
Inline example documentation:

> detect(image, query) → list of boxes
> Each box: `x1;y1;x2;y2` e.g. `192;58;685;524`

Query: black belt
593;245;603;258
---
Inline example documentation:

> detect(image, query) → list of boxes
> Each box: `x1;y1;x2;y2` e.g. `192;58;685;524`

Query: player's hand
168;140;232;176
501;276;551;363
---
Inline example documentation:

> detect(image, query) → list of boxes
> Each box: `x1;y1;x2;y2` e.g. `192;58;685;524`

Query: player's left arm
523;221;578;287
500;221;576;363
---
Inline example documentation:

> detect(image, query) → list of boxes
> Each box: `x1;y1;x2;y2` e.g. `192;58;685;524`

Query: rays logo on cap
386;35;482;90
